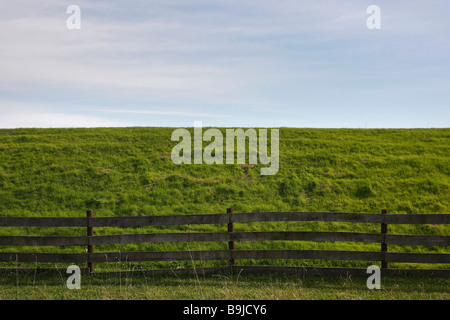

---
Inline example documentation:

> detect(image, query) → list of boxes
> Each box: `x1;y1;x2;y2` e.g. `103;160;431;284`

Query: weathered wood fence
0;209;449;277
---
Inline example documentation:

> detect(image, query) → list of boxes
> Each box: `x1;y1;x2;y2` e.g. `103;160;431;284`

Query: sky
0;0;449;128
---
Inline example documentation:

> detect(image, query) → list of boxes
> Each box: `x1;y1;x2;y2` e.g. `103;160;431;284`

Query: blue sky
0;0;449;128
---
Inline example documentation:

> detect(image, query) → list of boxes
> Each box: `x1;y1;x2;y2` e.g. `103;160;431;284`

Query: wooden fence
0;209;449;277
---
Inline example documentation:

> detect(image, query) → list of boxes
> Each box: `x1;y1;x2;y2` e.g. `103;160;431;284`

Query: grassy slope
0;127;449;271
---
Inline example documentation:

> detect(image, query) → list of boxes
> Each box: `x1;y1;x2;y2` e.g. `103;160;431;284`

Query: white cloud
0;99;128;128
100;109;230;118
0;112;127;128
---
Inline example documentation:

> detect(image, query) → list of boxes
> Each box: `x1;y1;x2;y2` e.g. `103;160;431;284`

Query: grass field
0;127;449;299
0;271;449;300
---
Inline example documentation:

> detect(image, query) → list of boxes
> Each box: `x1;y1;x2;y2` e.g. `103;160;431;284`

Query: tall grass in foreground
0;270;448;300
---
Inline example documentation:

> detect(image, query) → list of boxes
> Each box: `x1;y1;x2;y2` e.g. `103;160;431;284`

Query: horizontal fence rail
1;212;449;227
0;232;448;247
1;250;449;264
0;209;449;276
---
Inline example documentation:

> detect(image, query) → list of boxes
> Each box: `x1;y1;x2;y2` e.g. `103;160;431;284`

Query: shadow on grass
1;269;448;295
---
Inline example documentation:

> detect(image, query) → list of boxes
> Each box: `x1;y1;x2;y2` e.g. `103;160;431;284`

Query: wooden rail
0;209;449;276
1;212;449;227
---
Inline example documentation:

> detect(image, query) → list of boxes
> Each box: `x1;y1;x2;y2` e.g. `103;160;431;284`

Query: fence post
87;209;94;273
381;208;388;269
227;208;236;267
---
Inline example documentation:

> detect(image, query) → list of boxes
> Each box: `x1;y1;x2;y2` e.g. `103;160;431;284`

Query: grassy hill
0;127;449;271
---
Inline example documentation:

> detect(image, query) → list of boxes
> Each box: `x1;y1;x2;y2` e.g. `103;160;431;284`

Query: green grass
1;127;448;217
0;271;448;300
0;127;448;298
